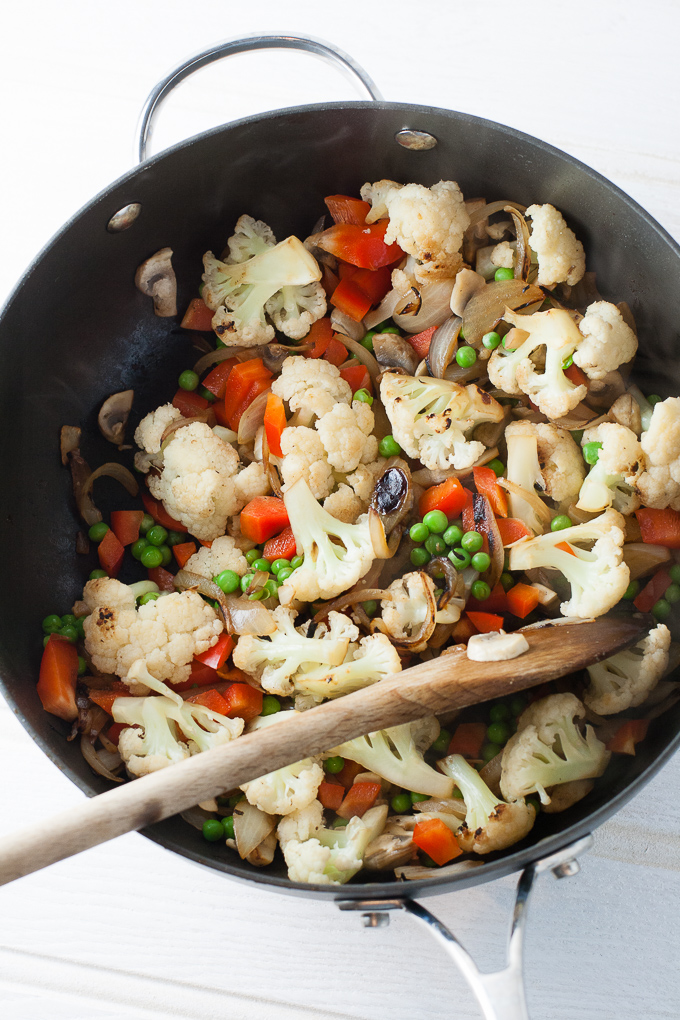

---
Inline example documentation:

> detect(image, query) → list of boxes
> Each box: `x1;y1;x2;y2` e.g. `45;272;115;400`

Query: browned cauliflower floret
525;203;585;287
279;426;334;500
379;181;470;282
573;301;638;381
271;356;352;424
637;397;680;509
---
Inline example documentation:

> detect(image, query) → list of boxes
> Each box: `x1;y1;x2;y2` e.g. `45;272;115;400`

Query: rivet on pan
107;203;142;233
361;912;390;928
552;859;580;879
395;129;438;151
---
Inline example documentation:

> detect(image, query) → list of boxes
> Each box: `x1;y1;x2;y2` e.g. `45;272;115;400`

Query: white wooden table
1;2;679;1017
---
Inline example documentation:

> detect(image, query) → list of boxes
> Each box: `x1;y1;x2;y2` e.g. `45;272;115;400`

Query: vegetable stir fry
40;180;680;885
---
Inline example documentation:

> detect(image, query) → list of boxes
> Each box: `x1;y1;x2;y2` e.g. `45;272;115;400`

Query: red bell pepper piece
316;221;403;270
335;759;366;789
324;194;371;226
229;377;272;431
173;388;210;417
305;317;333;358
172;541;197;570
98;527;125;578
497;517;533;545
340;364;372;395
564;362;589;388
505;582;541;619
37;635;79;721
223;359;272;430
473;466;508;518
336;781;382;819
465;611;504;633
263;393;287;458
110;509;144;547
141;491;188;533
240;496;290;543
194;633;235;671
323;336;349;367
412;818;463;866
351;265;392;306
447;722;487;759
170;658;220;692
634;567;672;613
338;261;360;281
318;780;345;811
105;722;127;746
606;719;649;755
465;582;508;615
180;297;215;331
185;687;231;715
407;325;437;359
418;477;467;520
89;681;133;715
202;358;238;399
263;526;297;562
147;566;177;591
331;278;372;321
221;682;263;723
636;508;680;548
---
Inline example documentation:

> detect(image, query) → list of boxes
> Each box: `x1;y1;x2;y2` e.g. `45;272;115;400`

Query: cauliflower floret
241;757;324;816
360;179;403;223
573;301;638;381
322;484;366;523
277;799;324;847
525;204;585;288
265;281;327;340
501;693;610;804
508;508;629;618
224;214;276;263
491;241;515;269
438;754;536;854
380;181;470;282
233;605;358;696
272;356;352;424
280;805;388;885
148;422;243;541
294;633;402;700
380;372;504;471
488;308;587;418
279;426;334;500
83;582;222;687
184;534;248;579
315;401;378;473
505;421;585;529
577;423;644;514
134;403;183;454
346;459;386;502
82;576;137;614
233;461;270;504
637;397;680;510
584;623;670;715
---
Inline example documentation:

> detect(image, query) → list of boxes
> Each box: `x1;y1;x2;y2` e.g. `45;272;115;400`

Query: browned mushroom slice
134;247;177;316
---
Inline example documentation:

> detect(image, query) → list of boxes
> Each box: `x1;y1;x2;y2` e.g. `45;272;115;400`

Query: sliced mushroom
98;390;134;446
609;392;642;434
134;247;177;317
372;333;419;374
363;832;416;871
541;779;594;813
450;267;487;317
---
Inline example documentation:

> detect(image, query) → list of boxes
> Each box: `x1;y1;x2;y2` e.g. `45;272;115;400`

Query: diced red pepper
230;377;272;432
37;635;79;721
147;566;176;592
606;719;649;755
418;477;467;520
323;336;349;367
318;780;345;811
141;491;188;533
351;265;392;306
564;362;589;388
634;567;672;613
465;611;504;634
202;358;238;399
223;359;272;430
412;818;463;866
473;466;508;518
172;541;197;570
555;540;577;556
171;659;219;692
264;393;287;458
506;582;540;619
466;582;508;615
263;526;297;562
447;722;487;759
338;261;360;281
173;388;210;417
407;325;437;359
105;722;127;746
636;508;680;548
194;633;235;671
180;297;215;331
305;317;333;358
315;221;403;270
110;509;144;547
98;527;125;578
324;194;371;226
336;781;381;819
340;364;372;395
185;687;231;715
89;682;130;715
220;682;263;723
497;517;533;545
240;496;290;543
331;278;372;321
335;759;366;789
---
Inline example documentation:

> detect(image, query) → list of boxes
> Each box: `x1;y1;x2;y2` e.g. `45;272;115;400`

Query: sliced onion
504;206;531;281
161;410;217;446
424;557;463;610
465;199;527;233
364;288;404;330
174;570;275;634
548;403;600;429
313;588;392;623
193;346;249;374
180;805;214;831
80;733;123;782
393;278;454;334
623;543;672;580
339;335;382;385
77;463;139;524
233;801;277;859
462;280;543;347
368;508;402;559
60;425;81;466
261;428;282;497
75;531;89;554
331;308;365;342
497;478;552;531
68;450;101;525
427;316;462;378
191;333;213;354
443;361;488;385
473;411;509;449
238;388;271;444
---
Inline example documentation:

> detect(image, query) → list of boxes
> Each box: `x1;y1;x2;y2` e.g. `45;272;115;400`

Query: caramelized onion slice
233;801;277;860
174;570;276;635
77;463;139;525
237;388;271;445
504;205;531;281
80;734;124;782
427;316;462;378
161;410;217;446
313;588;393;623
622;542;672;580
68;450;102;526
462;280;543;347
424;557;462;610
193;346;249;374
497;478;552;532
339;336;382;384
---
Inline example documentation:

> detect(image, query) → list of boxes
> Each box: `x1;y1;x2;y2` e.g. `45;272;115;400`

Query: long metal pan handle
136;33;383;163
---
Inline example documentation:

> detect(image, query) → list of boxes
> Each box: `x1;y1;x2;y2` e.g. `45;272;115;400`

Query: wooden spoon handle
0;615;646;886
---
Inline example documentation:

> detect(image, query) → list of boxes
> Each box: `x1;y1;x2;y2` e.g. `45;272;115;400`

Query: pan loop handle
136;33;383;163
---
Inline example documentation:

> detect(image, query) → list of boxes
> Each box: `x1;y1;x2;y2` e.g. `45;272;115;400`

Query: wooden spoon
0;614;648;886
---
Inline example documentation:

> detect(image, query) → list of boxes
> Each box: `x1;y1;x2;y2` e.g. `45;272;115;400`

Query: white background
1;2;680;1018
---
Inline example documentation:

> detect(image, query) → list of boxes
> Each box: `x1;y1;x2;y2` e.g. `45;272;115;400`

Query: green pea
263;578;280;599
425;534;447;556
261;695;281;716
665;583;680;604
324;756;345;774
178;369;199;391
331;817;349;828
622;580;640;601
201;818;224;842
228;793;244;808
410;791;430;804
214;569;240;594
423;510;448;534
471;551;491;572
510;695;528;717
452;787;464;799
131;537;149;560
167;530;186;546
482;331;502;350
58;625;78;643
140;545;163;569
88;522;109;543
443;524;463;547
487;721;511;745
494;267;515;282
471;580;491;601
448;547;470;569
648;394;662;406
409;522;430;543
487;458;505;477
500;571;514;591
277;566;294;582
198;386;216;403
77;656;87;676
461;531;483;553
363;600;378;617
360;330;376;353
89;569;107;580
354;388;373;406
139;514;155;534
379;435;402;458
75;616;86;638
526;795;541;814
380;325;401;335
42;614;62;634
241;573;254;593
290;555;304;570
159;545;172;567
669;564;680;585
570;429;584;444
251;557;271;574
550;514;573;532
271;558;290;575
138;592;160;605
430;728;451;755
561;354;574;370
411;547;430;567
60;614;77;627
583;441;602;465
489;703;511;723
390;793;412;814
245;548;261;565
146;525;168;547
455;345;477;369
481;742;502;762
223;815;235;840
